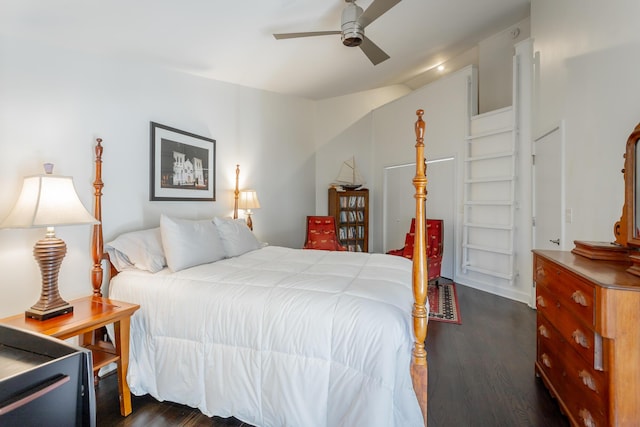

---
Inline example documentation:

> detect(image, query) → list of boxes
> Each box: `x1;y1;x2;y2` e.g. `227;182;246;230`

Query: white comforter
109;246;424;427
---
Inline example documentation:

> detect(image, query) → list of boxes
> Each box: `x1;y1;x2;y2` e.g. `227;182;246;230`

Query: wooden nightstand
0;296;139;416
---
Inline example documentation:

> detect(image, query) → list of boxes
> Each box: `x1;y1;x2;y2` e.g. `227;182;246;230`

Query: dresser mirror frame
615;122;640;248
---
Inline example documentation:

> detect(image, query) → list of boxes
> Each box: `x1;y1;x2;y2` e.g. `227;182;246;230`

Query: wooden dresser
533;250;640;426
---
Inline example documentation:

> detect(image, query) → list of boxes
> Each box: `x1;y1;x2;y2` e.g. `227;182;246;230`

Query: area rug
428;280;461;324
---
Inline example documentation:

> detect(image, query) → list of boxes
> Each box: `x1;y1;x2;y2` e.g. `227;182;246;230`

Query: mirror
636;140;640;240
614;122;640;248
574;122;640;271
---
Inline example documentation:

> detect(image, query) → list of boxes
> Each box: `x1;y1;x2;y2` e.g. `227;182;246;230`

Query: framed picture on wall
150;122;216;201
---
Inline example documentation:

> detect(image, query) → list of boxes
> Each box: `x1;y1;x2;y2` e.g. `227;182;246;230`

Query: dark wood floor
96;283;569;426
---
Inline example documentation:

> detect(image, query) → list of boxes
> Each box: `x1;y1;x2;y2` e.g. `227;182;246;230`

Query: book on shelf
339;227;347;240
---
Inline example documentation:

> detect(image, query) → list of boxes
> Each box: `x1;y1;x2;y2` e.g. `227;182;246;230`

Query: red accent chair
387;218;443;283
303;216;348;251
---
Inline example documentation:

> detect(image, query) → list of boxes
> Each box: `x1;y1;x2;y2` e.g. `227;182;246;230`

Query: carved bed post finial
91;138;104;297
411;109;428;426
234;164;240;219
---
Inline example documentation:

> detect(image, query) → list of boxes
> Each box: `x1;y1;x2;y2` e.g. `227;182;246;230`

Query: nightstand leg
114;318;132;416
79;331;93;346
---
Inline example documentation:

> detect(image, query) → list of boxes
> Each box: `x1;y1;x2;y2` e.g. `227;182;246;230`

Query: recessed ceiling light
437;65;445;72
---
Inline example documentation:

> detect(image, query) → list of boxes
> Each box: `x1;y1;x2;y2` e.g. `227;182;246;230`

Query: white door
533;123;564;251
383;157;455;280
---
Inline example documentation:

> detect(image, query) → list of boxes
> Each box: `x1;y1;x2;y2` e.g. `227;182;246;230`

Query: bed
89;110;430;426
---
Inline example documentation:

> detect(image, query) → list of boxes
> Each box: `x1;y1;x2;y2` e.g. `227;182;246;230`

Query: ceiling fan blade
273;31;340;40
359;36;389;65
358;0;401;28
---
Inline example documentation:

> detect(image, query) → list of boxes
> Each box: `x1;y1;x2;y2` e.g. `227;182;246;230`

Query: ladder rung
464;222;513;230
464;200;513;206
465;176;513;183
462;264;513;280
465;151;514;162
462;243;513;255
465;126;513;140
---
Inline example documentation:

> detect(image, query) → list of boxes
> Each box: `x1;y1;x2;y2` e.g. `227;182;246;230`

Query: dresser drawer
533;250;640;425
535;256;595;326
536;320;568;400
536;285;601;369
537;315;608;426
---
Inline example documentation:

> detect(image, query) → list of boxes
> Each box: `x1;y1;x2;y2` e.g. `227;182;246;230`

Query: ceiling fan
273;0;401;66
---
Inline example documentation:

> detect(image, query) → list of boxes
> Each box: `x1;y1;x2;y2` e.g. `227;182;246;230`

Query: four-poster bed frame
89;110;429;425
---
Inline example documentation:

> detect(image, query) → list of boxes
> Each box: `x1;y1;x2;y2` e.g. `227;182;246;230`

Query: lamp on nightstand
238;189;260;230
0;163;98;320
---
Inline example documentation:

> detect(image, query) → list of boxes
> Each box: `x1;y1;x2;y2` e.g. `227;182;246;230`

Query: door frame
532;120;565;302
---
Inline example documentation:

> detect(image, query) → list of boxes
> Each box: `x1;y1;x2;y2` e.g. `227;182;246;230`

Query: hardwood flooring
96;283;569;426
426;282;568;427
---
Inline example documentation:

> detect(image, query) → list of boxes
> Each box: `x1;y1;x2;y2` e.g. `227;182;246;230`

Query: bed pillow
160;214;227;271
213;217;261;257
105;227;166;273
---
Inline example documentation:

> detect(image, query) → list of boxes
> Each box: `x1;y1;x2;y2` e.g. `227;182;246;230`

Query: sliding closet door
383;158;455;280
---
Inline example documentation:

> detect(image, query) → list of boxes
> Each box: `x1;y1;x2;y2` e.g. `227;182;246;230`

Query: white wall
371;68;473;255
531;0;640;246
313;85;411;214
10;1;632;318
314;68;473;261
0;38;315;317
315;114;374;220
479;17;531;113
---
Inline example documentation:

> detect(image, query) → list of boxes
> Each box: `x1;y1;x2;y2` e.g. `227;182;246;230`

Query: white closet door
533;124;564;250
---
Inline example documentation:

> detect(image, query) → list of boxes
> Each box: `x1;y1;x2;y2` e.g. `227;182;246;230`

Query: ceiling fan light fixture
272;0;400;65
341;1;364;47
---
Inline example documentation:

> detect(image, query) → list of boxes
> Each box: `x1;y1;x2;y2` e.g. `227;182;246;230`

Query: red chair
387;218;443;283
303;216;348;251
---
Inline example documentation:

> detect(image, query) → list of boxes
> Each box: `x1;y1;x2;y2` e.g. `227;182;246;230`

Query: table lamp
0;163;98;320
238;190;260;230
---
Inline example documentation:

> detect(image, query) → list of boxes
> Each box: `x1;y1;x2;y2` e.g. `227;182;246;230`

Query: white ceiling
1;0;530;100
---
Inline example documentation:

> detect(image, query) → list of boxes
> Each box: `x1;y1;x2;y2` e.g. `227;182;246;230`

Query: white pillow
160;214;226;271
213;217;261;257
105;227;166;273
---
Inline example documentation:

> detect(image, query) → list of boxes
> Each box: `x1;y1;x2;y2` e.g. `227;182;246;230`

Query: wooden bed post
411;109;428;426
91;138;105;297
233;164;240;219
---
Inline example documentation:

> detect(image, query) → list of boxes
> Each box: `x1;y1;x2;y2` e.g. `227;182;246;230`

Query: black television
0;324;95;426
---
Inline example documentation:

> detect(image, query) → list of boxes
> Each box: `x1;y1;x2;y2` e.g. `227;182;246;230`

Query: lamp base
28;231;73;321
25;303;73;321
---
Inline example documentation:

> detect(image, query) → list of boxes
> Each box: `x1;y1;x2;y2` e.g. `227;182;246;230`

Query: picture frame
150;122;216;201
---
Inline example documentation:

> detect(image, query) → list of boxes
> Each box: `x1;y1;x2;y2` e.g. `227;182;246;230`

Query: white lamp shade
238;190;260;210
0;174;97;228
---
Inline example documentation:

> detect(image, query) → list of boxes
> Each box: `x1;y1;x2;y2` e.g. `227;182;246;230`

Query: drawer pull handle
578;408;595;427
572;329;590;349
538;325;550;338
578;370;597;392
536;267;545;278
541;353;552;368
536;296;546;308
571;290;588;307
0;374;70;415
